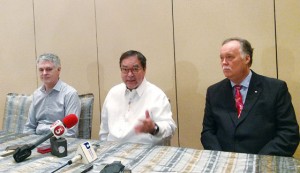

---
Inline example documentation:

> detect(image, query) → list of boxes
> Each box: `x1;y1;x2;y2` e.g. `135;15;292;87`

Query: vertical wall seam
32;0;38;87
94;0;101;126
171;0;180;147
273;0;279;79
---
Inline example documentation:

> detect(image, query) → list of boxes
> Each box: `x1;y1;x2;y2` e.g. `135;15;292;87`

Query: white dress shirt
99;78;176;144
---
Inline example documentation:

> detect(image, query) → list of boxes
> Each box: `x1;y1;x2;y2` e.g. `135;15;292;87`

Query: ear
244;55;251;65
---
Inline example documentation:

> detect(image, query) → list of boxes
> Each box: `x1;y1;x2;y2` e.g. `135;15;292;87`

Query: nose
221;58;228;64
127;70;134;77
41;69;48;75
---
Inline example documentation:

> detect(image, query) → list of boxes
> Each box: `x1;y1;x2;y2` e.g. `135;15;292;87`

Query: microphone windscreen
63;114;78;128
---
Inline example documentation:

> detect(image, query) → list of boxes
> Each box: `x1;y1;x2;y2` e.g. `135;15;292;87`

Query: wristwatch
150;123;159;136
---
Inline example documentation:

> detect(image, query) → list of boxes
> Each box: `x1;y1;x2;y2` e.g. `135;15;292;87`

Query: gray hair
37;53;61;68
222;37;254;66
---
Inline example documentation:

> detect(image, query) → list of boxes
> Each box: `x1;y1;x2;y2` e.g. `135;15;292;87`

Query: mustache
222;66;232;70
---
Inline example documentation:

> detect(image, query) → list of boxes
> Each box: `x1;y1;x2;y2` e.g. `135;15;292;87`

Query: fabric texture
3;93;32;133
99;78;176;145
0;135;299;172
3;92;93;139
78;93;94;139
23;80;81;137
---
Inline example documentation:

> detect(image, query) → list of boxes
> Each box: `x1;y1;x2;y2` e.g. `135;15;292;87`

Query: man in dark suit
201;37;299;157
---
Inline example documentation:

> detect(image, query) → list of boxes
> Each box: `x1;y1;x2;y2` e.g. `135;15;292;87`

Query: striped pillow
3;93;32;133
78;93;94;139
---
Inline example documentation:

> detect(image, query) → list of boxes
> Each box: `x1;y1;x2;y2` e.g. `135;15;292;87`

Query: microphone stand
51;162;69;173
51;155;82;173
30;132;54;150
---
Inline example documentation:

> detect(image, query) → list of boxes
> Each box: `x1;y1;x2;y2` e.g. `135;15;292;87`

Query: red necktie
234;85;243;118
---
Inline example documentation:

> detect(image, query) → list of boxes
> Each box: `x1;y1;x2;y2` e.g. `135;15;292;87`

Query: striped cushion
78;93;94;139
3;93;32;133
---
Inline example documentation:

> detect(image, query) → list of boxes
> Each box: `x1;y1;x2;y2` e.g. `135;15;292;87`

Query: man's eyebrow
39;67;53;69
121;64;140;68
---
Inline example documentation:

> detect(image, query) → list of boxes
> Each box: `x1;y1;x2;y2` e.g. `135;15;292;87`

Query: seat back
162;136;171;146
3;93;32;133
78;93;94;139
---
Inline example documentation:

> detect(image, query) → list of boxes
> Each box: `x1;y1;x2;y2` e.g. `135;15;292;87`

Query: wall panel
33;0;100;139
0;0;36;129
95;0;178;145
275;0;300;158
173;0;276;149
0;0;298;154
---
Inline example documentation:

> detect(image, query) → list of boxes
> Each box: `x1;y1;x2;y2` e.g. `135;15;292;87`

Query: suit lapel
237;72;262;125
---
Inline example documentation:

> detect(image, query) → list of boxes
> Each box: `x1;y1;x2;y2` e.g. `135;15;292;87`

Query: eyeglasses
120;67;141;74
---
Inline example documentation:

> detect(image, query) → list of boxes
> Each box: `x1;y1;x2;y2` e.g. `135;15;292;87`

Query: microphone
13;114;78;163
74;141;98;164
51;141;98;173
50;114;78;157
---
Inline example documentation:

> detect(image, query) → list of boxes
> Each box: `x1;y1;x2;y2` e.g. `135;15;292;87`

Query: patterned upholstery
78;93;94;139
3;93;32;133
2;93;94;139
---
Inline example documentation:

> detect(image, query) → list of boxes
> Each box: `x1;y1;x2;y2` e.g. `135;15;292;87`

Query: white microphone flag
75;141;97;164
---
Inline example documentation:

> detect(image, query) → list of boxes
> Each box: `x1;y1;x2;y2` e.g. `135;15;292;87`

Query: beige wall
33;0;101;140
0;0;299;157
174;0;277;149
276;0;300;158
0;0;37;123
